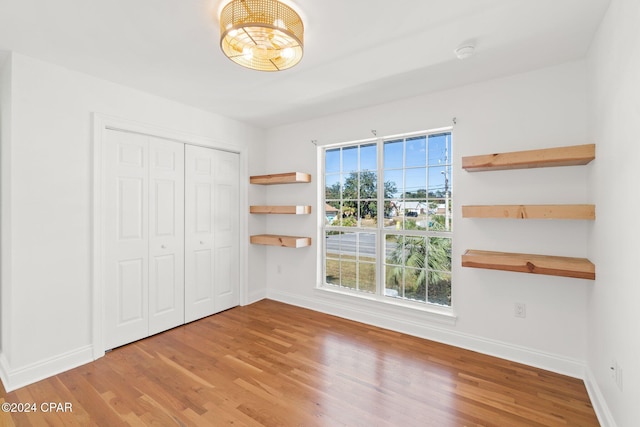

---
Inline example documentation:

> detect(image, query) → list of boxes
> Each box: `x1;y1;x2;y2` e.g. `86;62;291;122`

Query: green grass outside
325;255;376;293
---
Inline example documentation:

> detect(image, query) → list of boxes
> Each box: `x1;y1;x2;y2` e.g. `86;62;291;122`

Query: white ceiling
0;0;611;129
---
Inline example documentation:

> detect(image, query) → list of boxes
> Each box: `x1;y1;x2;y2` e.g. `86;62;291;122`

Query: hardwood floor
1;299;599;426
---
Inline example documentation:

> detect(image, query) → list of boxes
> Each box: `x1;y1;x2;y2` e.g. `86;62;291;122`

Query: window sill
314;285;457;326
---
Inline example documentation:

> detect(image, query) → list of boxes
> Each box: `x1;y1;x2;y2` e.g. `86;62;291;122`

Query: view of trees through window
323;132;452;307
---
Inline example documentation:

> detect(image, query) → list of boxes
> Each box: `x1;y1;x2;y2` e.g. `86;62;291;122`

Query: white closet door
184;145;239;322
104;130;150;350
212;150;240;312
104;130;185;349
148;138;185;335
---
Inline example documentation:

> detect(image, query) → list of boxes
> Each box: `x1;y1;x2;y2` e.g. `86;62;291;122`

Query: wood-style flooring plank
1;300;599;426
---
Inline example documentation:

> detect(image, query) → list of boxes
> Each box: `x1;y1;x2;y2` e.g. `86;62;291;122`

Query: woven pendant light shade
220;0;304;72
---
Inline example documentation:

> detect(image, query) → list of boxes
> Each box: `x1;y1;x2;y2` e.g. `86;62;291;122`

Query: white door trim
92;113;249;360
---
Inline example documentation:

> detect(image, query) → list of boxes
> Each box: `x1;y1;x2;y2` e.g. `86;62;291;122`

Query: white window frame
319;127;453;312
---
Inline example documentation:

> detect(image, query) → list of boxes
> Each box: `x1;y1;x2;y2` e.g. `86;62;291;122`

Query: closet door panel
184;145;216;322
185;146;240;321
213;150;240;312
104;130;150;350
195;183;212;233
117;259;145;323
152;255;176;310
194;248;213;301
148;139;185;335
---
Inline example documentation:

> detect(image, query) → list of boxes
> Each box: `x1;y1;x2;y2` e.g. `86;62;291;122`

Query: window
323;130;452;307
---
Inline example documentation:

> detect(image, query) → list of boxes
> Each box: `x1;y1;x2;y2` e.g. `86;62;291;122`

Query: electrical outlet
609;360;623;390
610;360;617;380
277;265;282;274
514;303;526;318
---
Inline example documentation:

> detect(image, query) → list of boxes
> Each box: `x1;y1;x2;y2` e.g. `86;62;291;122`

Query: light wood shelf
250;205;312;215
250;172;311;246
462;144;595;172
250;234;312;248
462;204;595;220
462;249;595;280
250;172;311;185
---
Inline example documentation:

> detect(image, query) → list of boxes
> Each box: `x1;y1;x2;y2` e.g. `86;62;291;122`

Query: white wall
262;60;593;377
587;0;640;425
247;132;269;303
0;52;265;391
0;53;11;362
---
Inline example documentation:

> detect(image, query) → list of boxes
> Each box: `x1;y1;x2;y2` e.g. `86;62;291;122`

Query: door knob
161;245;166;249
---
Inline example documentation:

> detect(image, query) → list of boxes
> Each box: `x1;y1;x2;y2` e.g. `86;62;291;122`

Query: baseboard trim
584;367;617;427
0;345;93;392
246;289;267;305
0;352;11;391
267;289;586;379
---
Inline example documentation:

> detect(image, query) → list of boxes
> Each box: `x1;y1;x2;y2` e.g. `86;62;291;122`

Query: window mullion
356;148;360;291
376;138;384;298
321;148;327;287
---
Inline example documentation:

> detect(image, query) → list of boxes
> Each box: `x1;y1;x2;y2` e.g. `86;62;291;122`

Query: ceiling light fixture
219;0;304;72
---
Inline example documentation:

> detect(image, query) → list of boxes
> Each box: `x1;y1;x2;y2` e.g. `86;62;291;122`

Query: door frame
92;113;249;360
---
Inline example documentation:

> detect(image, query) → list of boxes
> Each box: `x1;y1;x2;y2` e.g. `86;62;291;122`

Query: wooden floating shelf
250;172;311;185
250;234;312;248
462;249;595;280
462;144;595;172
462;204;595;220
250;205;312;215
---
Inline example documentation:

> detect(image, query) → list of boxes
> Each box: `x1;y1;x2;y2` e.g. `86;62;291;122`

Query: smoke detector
454;44;475;60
